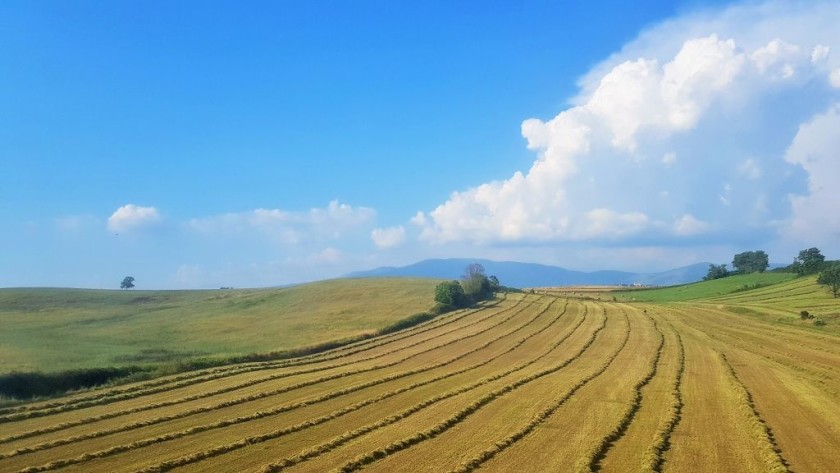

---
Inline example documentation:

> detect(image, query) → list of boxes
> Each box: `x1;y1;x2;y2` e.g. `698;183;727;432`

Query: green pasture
615;272;798;302
617;273;838;332
0;278;440;373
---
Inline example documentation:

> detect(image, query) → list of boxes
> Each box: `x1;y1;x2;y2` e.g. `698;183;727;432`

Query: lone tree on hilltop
793;247;826;275
732;250;769;274
817;264;840;298
120;276;135;290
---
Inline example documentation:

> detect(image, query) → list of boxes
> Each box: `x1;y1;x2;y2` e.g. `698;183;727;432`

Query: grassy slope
614;272;798;302
0;278;440;373
617;272;839;333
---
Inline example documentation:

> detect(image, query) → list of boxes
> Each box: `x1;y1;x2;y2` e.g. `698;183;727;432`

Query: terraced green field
614;272;799;302
0;277;837;472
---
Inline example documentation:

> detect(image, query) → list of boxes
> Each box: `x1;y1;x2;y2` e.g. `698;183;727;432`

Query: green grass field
615;273;839;334
614;272;798;302
0;278;440;374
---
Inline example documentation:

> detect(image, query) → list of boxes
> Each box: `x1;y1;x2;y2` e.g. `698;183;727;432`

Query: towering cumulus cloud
416;1;840;251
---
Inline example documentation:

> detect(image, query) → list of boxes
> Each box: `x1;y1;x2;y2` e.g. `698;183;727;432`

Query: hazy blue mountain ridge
345;259;713;288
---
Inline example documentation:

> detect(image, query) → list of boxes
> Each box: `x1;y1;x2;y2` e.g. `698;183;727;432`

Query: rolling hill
0;278;440;375
0;274;836;472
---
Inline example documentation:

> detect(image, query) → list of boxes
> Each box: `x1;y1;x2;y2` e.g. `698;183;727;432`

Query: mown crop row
640;324;685;473
1;300;566;464
263;307;612;473
24;301;575;473
687;307;840;361
0;298;531;429
673;311;838;398
0;295;513;418
0;296;520;422
581;313;664;473
444;308;635;473
719;353;790;473
132;304;596;473
0;297;541;445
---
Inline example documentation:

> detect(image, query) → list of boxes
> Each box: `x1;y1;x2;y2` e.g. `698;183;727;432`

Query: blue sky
2;0;839;289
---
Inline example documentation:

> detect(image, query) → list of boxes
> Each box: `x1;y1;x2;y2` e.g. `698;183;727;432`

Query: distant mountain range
345;258;713;288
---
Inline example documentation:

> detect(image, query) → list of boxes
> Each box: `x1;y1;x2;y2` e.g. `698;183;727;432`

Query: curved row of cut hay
719;353;790;473
672;310;839;398
313;307;620;473
640;324;685;472
659;313;797;473
237;305;606;473
17;300;576;473
0;294;512;418
705;276;821;303
582;311;664;473
0;299;486;417
0;296;541;444
1;297;530;428
0;299;566;463
685;302;840;348
441;307;632;473
672;306;838;370
0;295;521;423
685;306;840;358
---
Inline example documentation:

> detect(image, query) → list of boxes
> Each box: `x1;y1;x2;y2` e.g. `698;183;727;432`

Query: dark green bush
0;366;149;400
377;312;436;335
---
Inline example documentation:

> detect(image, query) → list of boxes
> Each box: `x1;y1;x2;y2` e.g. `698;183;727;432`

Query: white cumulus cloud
107;204;162;232
417;1;840;251
371;226;406;249
782;103;840;245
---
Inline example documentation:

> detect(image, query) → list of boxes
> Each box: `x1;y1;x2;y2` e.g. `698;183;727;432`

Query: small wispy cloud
186;200;375;243
55;214;99;232
371;226;406;249
107;204;162;232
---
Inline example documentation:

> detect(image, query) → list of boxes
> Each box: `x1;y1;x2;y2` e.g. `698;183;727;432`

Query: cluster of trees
818;265;840;298
791;247;827;275
434;263;500;310
703;264;730;281
703;247;839;298
704;250;769;281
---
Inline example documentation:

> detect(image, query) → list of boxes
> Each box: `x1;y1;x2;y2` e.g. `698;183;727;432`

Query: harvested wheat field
1;281;838;473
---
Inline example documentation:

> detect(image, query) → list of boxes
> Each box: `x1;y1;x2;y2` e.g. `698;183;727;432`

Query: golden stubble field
1;291;838;472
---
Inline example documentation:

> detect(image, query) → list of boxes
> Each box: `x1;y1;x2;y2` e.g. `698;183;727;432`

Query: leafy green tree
794;247;826;275
434;280;467;307
703;264;730;281
120;276;135;289
817;264;840;298
461;263;493;303
488;275;500;291
732;250;769;274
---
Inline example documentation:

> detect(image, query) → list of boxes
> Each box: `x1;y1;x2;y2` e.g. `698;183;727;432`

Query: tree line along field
0;278;838;472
